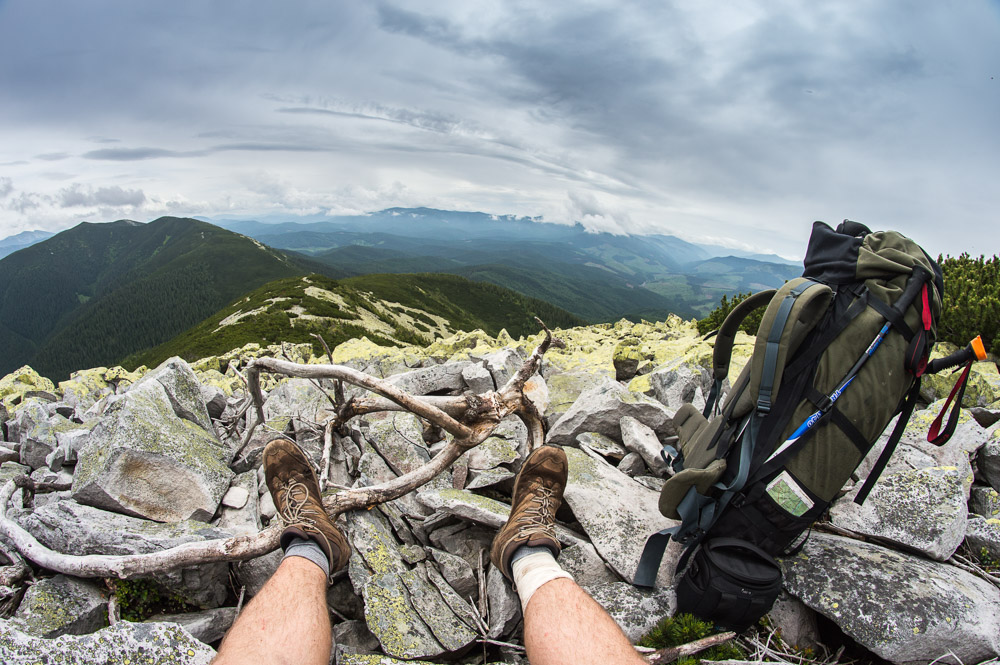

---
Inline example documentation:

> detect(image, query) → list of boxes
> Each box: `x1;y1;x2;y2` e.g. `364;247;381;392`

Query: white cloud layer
0;1;997;258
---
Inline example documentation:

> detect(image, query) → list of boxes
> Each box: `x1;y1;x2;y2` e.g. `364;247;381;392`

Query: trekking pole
925;335;988;446
925;335;988;374
763;321;891;464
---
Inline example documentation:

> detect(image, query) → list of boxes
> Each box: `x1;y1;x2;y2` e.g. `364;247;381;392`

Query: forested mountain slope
0;217;339;380
126;273;584;369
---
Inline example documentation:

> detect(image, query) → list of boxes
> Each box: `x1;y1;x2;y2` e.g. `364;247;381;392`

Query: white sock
510;550;574;613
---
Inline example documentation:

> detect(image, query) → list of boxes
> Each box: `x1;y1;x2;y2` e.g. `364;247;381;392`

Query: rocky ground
1;317;1000;665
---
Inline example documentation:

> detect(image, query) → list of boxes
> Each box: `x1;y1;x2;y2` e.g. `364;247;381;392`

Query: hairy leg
522;578;646;665
212;556;331;665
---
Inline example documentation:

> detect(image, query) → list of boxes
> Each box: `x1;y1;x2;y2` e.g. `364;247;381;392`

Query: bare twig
644;631;736;665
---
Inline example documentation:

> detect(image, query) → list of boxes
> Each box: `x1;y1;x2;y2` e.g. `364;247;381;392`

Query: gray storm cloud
0;1;996;256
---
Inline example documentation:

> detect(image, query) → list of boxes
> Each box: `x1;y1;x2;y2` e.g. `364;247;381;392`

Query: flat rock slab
562;447;676;585
830;465;970;561
72;379;233;523
13;574;107;638
147;607;237;645
347;507;476;660
781;532;1000;665
576;431;627;460
0;620;215;664
14;499;232;608
587;581;675;642
548;377;674;446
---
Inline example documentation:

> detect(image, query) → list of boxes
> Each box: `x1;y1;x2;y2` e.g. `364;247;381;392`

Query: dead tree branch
643;632;737;665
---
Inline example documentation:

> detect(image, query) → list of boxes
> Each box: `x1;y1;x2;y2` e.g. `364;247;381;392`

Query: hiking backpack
633;220;983;631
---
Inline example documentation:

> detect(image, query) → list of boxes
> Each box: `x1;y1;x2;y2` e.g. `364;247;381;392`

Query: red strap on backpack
905;284;933;377
927;361;972;446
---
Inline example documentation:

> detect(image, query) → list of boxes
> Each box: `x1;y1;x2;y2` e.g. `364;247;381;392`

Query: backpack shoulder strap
703;289;776;416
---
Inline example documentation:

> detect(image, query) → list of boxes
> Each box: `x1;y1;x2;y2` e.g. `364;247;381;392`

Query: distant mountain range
207;207;802;321
0;208;804;381
0;229;54;260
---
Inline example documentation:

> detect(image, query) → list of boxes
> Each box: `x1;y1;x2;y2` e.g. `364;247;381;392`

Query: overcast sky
1;1;997;258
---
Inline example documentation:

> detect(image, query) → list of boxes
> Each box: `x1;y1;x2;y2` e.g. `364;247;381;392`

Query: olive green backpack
634;221;977;631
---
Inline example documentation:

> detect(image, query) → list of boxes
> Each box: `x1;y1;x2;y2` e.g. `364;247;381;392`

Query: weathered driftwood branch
643;631;736;665
0;327;563;580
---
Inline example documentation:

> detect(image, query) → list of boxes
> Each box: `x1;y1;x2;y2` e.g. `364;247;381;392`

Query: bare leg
523;578;646;665
212;556;331;665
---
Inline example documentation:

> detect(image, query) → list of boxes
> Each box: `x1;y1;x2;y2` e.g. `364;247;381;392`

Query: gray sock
283;536;331;577
511;544;553;564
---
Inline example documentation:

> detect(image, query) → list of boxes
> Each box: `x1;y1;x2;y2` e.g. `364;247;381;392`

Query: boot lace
278;480;326;529
515;486;557;540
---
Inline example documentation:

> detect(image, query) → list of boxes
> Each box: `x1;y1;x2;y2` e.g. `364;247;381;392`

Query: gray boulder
461;363;494;393
782;532;1000;665
970;484;1000;518
558;542;620;590
143;357;215;432
45;424;94;470
332;619;381;658
964;516;1000;561
5;399;48;449
72;379;233;523
544;369;612;428
200;384;228;421
262;378;333;435
13;574;107;638
147;607;237;645
576;432;627;461
20;414;87;470
830;465;971;561
649;362;711;411
616;452;646;477
0;620;215;664
767;592;821;651
481;348;526;388
14;499;231;607
977;427;1000;491
562;447;676;584
429;548;477;600
586;582;675;642
486;565;520;638
619;415;670;476
547;378;674;446
387;361;471;396
216;471;260;535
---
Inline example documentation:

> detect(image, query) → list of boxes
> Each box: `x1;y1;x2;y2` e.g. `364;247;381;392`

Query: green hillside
127;273;584;369
0;217;340;380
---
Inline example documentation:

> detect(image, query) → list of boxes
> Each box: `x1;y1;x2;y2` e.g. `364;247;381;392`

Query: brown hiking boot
264;439;350;577
490;445;567;581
